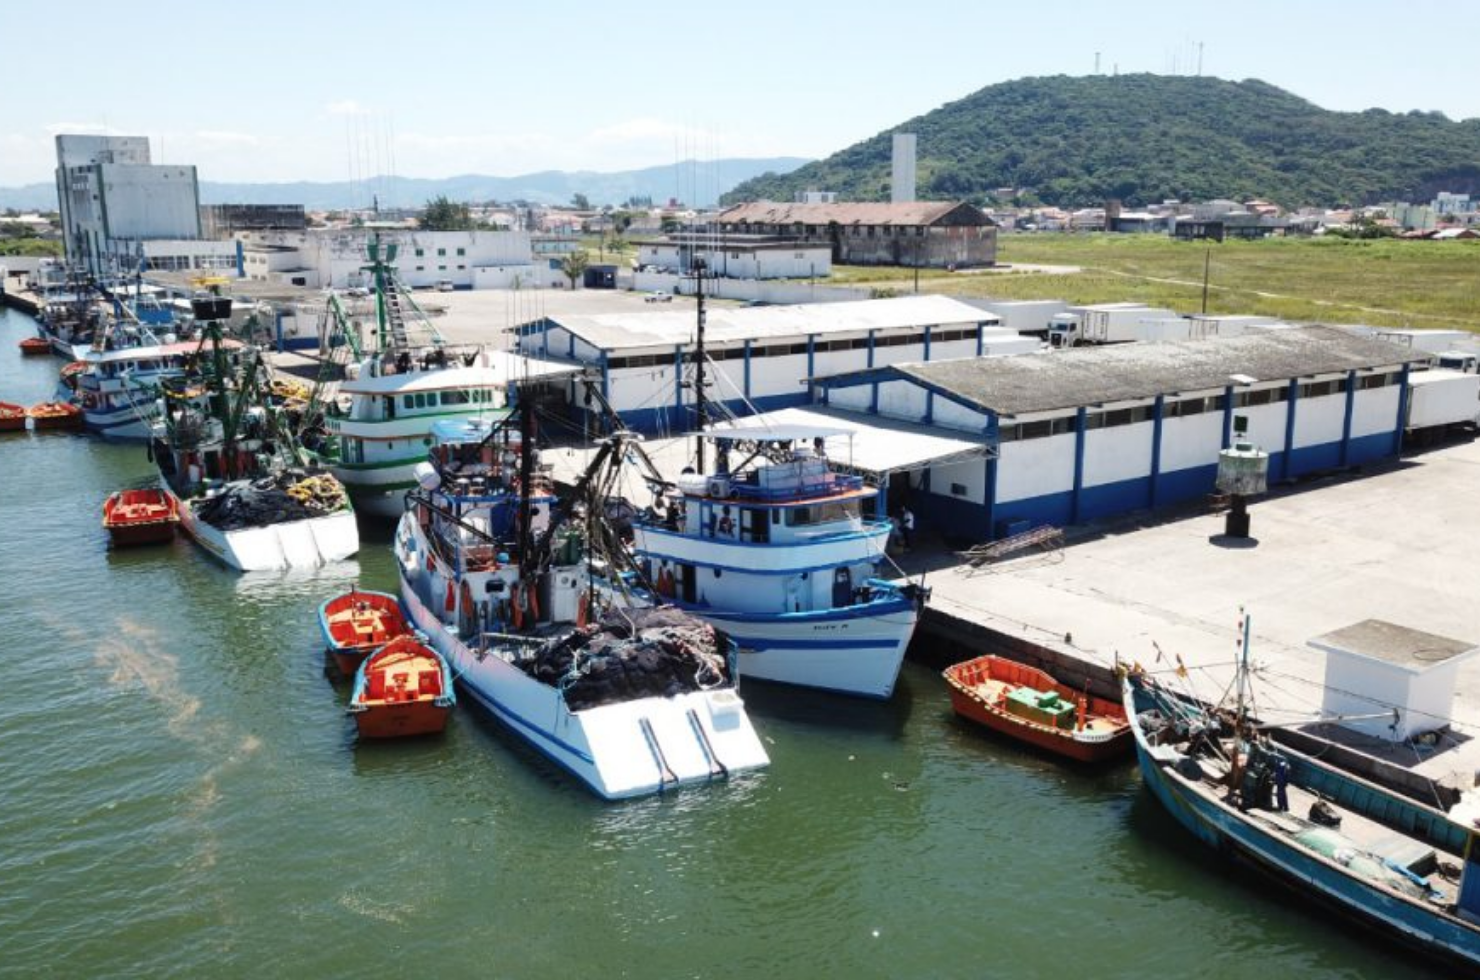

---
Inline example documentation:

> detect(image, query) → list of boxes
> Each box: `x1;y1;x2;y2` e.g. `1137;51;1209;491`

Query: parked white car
644;290;673;303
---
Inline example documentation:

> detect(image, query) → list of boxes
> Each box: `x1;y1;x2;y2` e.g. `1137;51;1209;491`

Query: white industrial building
55;134;202;276
514;295;1041;434
634;233;833;279
810;327;1422;541
240;228;549;290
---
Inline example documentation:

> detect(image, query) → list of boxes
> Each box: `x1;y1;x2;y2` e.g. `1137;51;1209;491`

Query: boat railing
723;473;864;502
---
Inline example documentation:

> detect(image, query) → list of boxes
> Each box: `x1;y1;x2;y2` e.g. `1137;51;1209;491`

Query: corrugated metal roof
717;201;988;227
713;406;991;476
551;295;1001;351
828;326;1423;417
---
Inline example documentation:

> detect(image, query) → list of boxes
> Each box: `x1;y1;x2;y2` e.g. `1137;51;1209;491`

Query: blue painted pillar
743;339;752;399
1222;385;1235;447
976;322;985;357
568;332;575;358
924;324;932;361
1149;397;1165;509
985;453;999;540
674;344;684;417
235;240;245;278
1282;379;1299;479
877;471;888;519
599;350;610;402
806;335;816;403
1071;407;1087;524
1339;369;1357;466
1393;364;1411;455
925;390;934;424
867;329;876;368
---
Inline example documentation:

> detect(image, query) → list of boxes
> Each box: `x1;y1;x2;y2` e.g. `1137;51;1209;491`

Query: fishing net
195;471;348;531
518;606;731;711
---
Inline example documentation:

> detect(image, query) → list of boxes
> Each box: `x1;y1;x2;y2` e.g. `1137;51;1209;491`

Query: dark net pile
520;606;731;711
195;471;346;531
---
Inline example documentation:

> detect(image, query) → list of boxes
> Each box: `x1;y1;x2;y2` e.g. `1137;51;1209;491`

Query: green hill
724;75;1480;209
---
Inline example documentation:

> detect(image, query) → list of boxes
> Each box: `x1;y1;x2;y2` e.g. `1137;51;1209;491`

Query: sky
3;0;1476;188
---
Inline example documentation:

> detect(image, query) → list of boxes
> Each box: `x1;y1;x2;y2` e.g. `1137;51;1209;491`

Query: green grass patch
829;235;1480;332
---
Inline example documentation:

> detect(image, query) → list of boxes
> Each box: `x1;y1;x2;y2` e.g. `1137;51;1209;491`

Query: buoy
577;591;590;628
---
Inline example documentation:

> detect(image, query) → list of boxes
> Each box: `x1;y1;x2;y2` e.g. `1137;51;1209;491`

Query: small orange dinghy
349;634;454;739
18;336;52;356
26;401;83;430
943;655;1132;763
0;401;26;432
318;589;412;676
102;488;179;546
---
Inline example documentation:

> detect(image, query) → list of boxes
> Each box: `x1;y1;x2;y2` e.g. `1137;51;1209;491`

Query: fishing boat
0;401;26;432
304;237;574;519
75;334;233;440
152;296;358;572
27;401;83;430
18;336;51;356
318;589;412;676
1123;614;1480;970
944;655;1131;762
58;360;87;391
101;488;179;547
394;406;769;799
348;634;455;738
629;422;929;700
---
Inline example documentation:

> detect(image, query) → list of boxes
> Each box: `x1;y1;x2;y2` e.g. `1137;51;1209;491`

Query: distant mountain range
725;75;1480;208
0;157;810;212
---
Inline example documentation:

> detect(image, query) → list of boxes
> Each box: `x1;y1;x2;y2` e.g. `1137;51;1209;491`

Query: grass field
830;234;1480;333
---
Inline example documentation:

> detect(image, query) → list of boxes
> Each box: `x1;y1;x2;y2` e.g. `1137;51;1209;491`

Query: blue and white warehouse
812;326;1423;541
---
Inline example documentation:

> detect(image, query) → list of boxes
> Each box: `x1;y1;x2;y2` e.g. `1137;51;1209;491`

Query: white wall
632;271;867;305
876;379;928;420
930;458;987;505
1161;411;1225;472
1083;421;1154;487
1351;384;1401;438
1292;392;1347;449
996;435;1075;503
101;166;200;241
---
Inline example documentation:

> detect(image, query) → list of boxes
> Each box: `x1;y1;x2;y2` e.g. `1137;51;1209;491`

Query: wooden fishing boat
0;401;26;432
1124;635;1480;970
318;589;412;676
26;401;83;430
349;634;454;738
943;655;1132;762
18;336;52;356
102;488;179;547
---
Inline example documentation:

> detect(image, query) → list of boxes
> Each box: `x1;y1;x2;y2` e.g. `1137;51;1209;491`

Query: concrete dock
905;434;1480;794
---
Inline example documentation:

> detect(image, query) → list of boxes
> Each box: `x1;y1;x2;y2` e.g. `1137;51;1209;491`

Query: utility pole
1201;247;1211;314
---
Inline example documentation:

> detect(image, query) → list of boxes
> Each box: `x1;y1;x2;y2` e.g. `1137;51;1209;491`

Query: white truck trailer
976;299;1069;337
1404;369;1480;445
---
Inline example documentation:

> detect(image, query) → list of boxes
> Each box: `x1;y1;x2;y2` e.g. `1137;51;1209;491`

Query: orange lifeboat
26;401;83;430
0;401;26;433
349;635;454;739
18;336;51;356
102;489;179;547
317;589;412;676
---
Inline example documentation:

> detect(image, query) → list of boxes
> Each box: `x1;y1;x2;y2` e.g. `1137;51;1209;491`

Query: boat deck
1180;754;1463;904
962;676;1124;736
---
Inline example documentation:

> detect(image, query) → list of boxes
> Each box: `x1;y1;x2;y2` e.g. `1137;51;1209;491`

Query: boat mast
367;232;391;354
693;257;707;472
517;393;536;570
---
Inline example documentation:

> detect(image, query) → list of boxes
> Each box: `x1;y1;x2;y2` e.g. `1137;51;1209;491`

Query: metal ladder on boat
686;708;728;780
638;717;678;790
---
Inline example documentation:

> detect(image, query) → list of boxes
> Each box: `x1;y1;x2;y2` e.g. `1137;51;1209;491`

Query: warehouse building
715;201;997;268
514;295;1040;434
811;326;1423;541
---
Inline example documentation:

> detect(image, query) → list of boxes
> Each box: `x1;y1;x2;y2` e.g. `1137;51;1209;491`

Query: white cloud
325;100;366;116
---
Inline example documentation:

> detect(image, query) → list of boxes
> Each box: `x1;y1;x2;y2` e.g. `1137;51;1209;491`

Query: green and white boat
310;237;574;519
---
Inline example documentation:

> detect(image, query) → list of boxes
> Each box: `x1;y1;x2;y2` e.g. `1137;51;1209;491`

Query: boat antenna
692;256;708;472
517;392;536;578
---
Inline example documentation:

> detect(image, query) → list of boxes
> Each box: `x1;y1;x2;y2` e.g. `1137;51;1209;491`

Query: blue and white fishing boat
1123;615;1480;971
394;408;769;799
629;422;928;699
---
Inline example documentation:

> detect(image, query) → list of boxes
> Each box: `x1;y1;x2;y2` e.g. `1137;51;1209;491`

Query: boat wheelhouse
630;422;928;699
76;337;239;440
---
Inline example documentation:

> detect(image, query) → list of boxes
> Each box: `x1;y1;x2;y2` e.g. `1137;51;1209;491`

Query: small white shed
1308;620;1479;743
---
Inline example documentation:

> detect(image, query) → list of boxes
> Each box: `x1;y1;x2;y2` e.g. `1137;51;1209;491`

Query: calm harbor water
0;305;1451;978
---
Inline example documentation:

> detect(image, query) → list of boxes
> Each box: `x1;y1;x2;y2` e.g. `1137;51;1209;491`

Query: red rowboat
943;655;1132;763
349;635;454;739
26;401;83;430
0;401;26;432
318;589;412;676
102;488;179;546
18;336;51;355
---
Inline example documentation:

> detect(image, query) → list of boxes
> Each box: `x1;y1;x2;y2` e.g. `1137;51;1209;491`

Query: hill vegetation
725;75;1480;209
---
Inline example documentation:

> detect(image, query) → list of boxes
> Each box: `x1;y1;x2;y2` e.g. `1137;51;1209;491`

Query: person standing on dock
900;506;915;552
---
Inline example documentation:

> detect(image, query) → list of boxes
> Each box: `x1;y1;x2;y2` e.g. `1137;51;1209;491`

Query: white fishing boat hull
83;404;159;440
691;597;919;699
335;464;417;519
174;494;359;572
396;516;769;799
